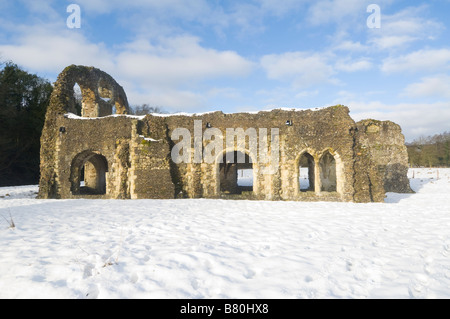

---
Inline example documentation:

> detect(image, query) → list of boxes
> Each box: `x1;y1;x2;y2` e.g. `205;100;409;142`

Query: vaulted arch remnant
51;65;130;118
70;151;108;195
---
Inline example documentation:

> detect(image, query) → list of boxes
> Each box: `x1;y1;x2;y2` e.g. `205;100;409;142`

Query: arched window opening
71;151;108;195
299;152;315;192
219;151;253;194
320;151;337;192
98;84;113;103
98;79;116;116
73;83;82;116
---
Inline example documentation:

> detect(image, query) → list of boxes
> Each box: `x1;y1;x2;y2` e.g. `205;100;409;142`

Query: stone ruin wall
39;65;130;198
38;65;413;203
356;120;413;194
151;106;357;202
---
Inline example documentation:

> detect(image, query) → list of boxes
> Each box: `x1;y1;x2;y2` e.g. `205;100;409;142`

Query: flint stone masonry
38;65;413;202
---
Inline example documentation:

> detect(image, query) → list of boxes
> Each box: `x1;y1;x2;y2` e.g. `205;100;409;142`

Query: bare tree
130;104;165;115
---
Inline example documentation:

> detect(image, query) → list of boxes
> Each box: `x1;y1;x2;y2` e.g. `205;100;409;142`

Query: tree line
407;132;450;168
0;62;53;186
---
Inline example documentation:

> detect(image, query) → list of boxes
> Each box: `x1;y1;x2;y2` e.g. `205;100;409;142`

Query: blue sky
1;0;450;141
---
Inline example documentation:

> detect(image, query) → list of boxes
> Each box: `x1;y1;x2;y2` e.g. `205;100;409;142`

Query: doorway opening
320;151;337;192
219;151;253;194
299;152;315;192
71;151;108;195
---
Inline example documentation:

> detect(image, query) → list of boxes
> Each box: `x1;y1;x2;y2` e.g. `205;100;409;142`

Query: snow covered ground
1;168;449;299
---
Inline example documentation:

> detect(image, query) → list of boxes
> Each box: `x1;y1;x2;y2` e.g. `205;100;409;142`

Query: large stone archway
214;148;257;196
218;150;253;195
70;150;108;195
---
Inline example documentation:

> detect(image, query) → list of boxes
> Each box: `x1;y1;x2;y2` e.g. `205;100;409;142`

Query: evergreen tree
0;62;53;186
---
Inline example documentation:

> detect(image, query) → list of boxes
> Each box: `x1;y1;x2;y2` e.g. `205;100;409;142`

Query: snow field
0;168;450;299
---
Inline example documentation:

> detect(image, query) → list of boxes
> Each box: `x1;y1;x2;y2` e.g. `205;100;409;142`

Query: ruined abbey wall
38;65;413;203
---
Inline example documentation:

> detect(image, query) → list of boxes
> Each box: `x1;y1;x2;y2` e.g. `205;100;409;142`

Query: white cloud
370;35;418;50
402;75;450;99
335;58;373;72
260;51;335;88
74;0;211;17
257;0;306;17
368;5;444;50
206;87;242;100
333;40;369;52
349;101;450;141
295;90;319;99
307;0;369;26
381;49;450;73
116;36;254;88
115;36;254;109
0;19;254;111
74;0;304;37
126;87;207;111
0;26;115;74
260;50;373;88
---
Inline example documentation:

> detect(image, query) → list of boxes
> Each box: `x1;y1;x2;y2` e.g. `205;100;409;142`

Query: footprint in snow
129;272;139;284
191;278;199;290
244;269;256;279
85;285;99;299
408;274;429;298
83;264;95;278
442;244;450;256
346;260;353;272
423;256;435;275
